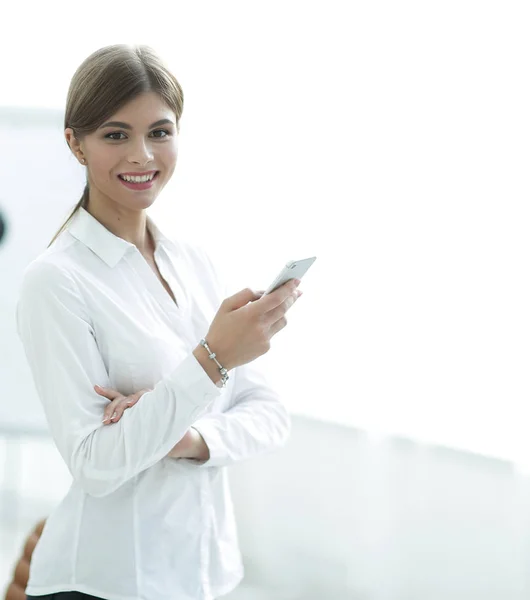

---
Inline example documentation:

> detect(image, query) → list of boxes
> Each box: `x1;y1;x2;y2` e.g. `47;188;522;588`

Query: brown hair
48;44;184;248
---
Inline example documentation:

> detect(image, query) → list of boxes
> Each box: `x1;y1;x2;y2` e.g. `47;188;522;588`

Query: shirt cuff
165;351;223;416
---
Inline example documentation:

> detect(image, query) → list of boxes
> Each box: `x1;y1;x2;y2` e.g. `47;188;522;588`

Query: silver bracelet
199;338;229;388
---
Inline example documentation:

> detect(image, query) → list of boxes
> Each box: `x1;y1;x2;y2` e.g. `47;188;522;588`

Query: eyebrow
99;118;175;130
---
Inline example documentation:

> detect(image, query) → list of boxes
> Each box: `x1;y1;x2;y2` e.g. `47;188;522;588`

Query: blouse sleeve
16;260;221;497
191;359;291;467
188;245;292;468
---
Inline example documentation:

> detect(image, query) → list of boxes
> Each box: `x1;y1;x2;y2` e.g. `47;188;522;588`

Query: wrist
193;342;231;386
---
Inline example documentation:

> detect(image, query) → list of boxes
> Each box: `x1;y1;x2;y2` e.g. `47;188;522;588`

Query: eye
105;132;126;141
104;129;171;141
152;129;171;138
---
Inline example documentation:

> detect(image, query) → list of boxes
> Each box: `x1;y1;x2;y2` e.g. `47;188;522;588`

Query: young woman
16;44;302;600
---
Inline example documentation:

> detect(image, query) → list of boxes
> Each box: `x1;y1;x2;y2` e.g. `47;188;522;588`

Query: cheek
90;150;120;184
164;139;179;163
162;148;178;172
155;147;178;185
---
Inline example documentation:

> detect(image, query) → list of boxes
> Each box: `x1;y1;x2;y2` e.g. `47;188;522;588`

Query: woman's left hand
95;384;152;424
95;384;210;462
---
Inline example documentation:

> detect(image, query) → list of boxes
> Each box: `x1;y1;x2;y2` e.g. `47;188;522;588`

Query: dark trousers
27;593;105;599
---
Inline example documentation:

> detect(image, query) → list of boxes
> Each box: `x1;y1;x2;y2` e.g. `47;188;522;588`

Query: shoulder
20;256;77;295
20;229;83;292
17;255;88;323
170;237;227;298
173;237;208;263
170;237;218;277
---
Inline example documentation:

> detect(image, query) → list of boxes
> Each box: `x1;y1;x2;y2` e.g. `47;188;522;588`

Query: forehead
108;92;174;123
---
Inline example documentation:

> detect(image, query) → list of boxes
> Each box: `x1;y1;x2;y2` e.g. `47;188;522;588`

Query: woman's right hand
203;278;303;371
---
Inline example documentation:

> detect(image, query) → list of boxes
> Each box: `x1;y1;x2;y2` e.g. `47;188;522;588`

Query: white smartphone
262;256;317;296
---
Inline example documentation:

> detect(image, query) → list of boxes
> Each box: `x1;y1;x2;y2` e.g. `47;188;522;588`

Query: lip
117;171;159;190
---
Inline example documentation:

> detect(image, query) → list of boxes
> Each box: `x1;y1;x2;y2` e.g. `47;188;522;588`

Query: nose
128;138;155;166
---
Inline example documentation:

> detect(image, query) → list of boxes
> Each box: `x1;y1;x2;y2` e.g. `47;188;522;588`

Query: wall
226;415;530;600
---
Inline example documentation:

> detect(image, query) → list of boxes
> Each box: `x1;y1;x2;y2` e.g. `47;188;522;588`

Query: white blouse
16;206;291;600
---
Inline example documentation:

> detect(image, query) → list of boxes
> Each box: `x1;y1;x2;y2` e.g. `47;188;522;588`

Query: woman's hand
95;384;152;424
95;384;210;462
166;427;210;462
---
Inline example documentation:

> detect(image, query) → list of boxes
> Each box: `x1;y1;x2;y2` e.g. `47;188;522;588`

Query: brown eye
152;129;171;138
105;132;126;141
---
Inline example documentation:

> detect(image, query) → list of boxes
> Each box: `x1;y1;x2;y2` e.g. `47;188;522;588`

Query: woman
16;44;302;600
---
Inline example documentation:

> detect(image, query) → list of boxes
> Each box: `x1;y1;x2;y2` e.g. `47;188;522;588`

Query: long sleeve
16;260;221;497
189;245;292;468
191;358;291;468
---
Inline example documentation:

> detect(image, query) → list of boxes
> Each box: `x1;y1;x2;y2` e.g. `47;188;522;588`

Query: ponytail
47;183;89;248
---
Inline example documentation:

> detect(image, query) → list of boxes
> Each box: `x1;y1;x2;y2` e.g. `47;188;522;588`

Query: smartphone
262;256;317;296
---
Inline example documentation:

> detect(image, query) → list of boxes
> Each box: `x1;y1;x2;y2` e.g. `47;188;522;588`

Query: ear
64;128;84;163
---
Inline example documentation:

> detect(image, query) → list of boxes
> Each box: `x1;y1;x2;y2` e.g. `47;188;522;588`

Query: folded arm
187;246;291;468
190;358;291;467
16;261;221;497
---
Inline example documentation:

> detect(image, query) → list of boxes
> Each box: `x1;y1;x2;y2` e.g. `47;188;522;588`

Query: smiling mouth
116;171;161;190
118;171;159;182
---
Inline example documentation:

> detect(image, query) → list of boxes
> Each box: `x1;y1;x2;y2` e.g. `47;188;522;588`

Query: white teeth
119;173;156;183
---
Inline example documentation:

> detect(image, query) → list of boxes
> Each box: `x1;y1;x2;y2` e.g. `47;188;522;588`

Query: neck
85;199;153;255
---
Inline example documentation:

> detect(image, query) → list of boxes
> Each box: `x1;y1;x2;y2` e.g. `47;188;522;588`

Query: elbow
69;438;125;498
81;477;120;498
70;458;122;498
78;479;115;499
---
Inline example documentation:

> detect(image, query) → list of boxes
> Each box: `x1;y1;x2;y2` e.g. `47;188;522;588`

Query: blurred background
1;0;530;598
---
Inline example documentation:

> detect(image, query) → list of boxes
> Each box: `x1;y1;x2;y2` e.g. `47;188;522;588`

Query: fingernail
111;412;117;420
102;417;109;423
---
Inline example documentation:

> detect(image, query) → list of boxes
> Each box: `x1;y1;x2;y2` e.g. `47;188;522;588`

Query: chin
133;197;158;210
110;195;156;212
